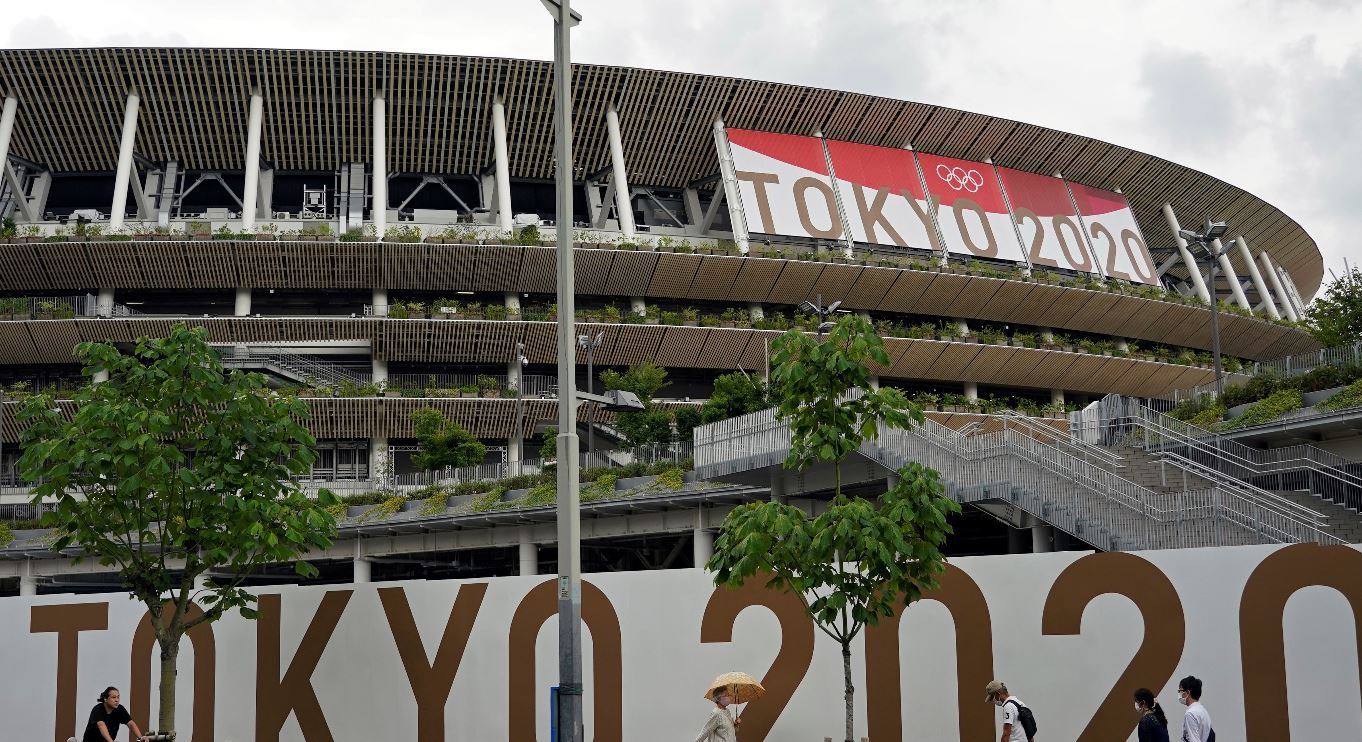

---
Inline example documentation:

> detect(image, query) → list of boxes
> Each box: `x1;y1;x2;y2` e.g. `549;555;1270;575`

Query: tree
17;324;339;733
705;314;959;742
1308;266;1362;347
410;408;487;470
600;362;676;446
699;370;770;424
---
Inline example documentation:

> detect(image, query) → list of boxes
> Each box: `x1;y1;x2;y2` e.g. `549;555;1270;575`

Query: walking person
1134;687;1170;742
693;689;740;742
1177;675;1214;742
82;687;147;742
985;680;1038;741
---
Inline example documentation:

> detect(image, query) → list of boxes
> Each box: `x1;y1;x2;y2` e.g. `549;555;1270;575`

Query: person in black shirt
82;687;147;742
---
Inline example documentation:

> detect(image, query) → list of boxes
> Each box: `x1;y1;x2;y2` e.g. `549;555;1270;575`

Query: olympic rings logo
936;164;985;193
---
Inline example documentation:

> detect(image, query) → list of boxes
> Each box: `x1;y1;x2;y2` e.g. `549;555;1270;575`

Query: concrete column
1114;338;1130;354
372;92;387;238
1259;252;1298;321
241;91;264;231
353;557;371;584
1275;263;1307;319
868;376;880;389
770;469;785;503
370;436;389;483
963;382;978;402
748;302;764;321
954;318;971;337
605;104;636;238
19;574;37;596
96;287;115;318
693;526;714;567
1050;388;1065;406
109;92;141;231
372;288;388;318
1213;239;1251;311
630;297;647;316
1040;328;1055;344
492;96;513;233
505;291;522;316
1031;524;1054;553
372;358;388;387
1236;237;1279;320
1161;204;1211;304
234;287;252;317
0;96;17;193
519;538;538;576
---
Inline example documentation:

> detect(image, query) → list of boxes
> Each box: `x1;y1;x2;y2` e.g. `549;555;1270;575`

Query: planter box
384;391;402;398
460;392;478;399
683;321;700;327
481;391;501;398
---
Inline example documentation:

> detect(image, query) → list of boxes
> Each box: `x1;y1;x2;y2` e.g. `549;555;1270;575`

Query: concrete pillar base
353;557;371;584
693;527;714;567
519;540;538;576
963;382;979;402
1031;525;1054;553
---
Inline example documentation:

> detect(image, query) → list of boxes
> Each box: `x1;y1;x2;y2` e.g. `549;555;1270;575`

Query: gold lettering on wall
952;198;999;258
700;578;814;741
254;590;353;742
865;564;995;741
734;171;780;234
507;580;623;742
852;184;907;246
1042;552;1185;742
1240;544;1362;741
379;583;488;742
30;602;109;742
130;601;215;742
792;177;842;240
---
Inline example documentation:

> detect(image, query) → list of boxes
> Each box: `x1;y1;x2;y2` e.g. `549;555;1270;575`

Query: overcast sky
5;0;1360;295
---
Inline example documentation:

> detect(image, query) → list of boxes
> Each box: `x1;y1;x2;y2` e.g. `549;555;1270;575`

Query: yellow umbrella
704;671;766;704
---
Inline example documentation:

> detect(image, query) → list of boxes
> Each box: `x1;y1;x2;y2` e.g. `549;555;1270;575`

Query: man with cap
985;680;1035;742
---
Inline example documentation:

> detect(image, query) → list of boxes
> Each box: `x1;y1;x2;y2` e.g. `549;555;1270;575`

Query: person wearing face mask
984;680;1037;742
1133;687;1170;742
1176;676;1214;742
693;687;741;742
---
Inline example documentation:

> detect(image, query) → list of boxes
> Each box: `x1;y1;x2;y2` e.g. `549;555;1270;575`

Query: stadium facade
0;48;1340;591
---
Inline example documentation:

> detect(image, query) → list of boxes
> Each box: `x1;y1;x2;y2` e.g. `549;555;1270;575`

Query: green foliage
522;482;557;506
581;473;619;502
1223;388;1304;429
1308;266;1362;347
708;313;958;741
699;371;771;424
15;324;338;729
673;407;702;442
654;467;684;490
1319;379;1362;412
1188;404;1227;429
418;489;451;516
0;522;12;547
361;495;408;522
410;408;487;470
539;426;558;460
602;362;676;445
600;361;670;402
516;224;542;245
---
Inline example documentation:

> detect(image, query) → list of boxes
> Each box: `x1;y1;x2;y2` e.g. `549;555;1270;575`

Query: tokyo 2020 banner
3;544;1359;741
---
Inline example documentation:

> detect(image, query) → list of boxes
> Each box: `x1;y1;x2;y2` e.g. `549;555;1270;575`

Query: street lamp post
799;294;847;337
1178;220;1229;397
512;342;528;476
578;332;603;461
541;1;585;740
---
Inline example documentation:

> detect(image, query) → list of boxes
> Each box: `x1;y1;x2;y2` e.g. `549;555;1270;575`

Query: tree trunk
842;641;854;742
158;636;181;734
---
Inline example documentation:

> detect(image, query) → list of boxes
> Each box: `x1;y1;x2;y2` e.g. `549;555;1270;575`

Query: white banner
913;152;1027;263
4;544;1359;741
1067;182;1160;285
726;128;845;242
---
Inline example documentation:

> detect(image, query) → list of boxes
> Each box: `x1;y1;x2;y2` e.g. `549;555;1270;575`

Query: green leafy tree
1308;266;1362;347
410;408;488;470
699;370;770;423
600;362;675;445
706;314;960;742
16;324;339;733
599;361;670;402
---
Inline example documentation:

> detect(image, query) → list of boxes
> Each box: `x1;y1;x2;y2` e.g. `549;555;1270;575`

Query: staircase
694;396;1341;552
216;346;366;389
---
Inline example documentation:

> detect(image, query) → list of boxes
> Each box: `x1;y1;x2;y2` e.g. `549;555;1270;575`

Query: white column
1259;252;1298;321
1236;237;1279;320
492;96;513;233
954;318;970;337
372;92;387;239
712;119;749;253
693;512;714;567
505;291;522;317
372;287;388;318
1031;524;1054;553
109;92;141;231
370;436;389;483
747;302;764;321
1050;388;1065;406
241;91;264;231
963;382;978;402
19;574;37;596
96;287;115;318
0;96;18;191
353;557;371;584
1040;328;1055;344
519;538;538;576
1161;204;1211;304
605;104;635;238
630;297;647;317
372;358;388;387
234;287;252;317
1213;239;1251;312
1276;264;1307;319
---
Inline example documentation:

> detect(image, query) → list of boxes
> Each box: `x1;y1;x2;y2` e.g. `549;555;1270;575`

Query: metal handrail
1155;450;1332;526
998;411;1126;469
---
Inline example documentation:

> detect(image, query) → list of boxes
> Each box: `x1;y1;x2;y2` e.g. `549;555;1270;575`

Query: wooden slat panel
647;253;702;298
724;258;785;302
687;256;744;301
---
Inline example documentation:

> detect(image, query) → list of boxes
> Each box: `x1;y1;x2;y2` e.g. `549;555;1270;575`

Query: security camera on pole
1177;219;1229;397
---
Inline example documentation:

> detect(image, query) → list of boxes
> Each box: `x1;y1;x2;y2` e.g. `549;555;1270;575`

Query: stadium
0;47;1350;592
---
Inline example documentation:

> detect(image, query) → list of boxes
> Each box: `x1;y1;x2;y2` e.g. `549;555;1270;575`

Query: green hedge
1319;379;1362;412
1222;389;1304;430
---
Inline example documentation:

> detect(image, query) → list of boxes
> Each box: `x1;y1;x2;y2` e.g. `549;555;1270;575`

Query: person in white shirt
985;680;1034;742
693;690;740;742
1177;675;1213;742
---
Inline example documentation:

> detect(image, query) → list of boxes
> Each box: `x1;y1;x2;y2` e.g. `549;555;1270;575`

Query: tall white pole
0;96;18;190
1161;204;1211;303
1213;239;1251;312
492;96;514;234
1237;236;1279;320
550;3;584;740
1259;251;1298;321
605;103;635;238
372;91;387;239
109;92;141;231
241;91;263;232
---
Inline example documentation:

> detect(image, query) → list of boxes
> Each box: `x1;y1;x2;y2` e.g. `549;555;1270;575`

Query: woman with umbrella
695;672;763;742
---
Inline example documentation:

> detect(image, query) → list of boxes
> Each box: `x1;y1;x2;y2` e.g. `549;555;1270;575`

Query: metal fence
0;294;141;319
1167;341;1362;403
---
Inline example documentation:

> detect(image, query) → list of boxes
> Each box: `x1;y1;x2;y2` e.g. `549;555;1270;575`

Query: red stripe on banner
1066;181;1129;218
915;152;1008;212
997;167;1080;219
726;128;831;176
824;139;925;197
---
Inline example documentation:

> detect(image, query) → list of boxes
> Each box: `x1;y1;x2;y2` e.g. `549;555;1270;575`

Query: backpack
1004;698;1039;740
